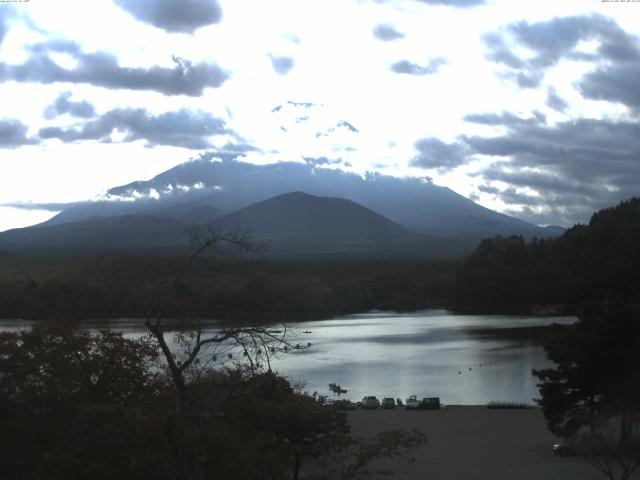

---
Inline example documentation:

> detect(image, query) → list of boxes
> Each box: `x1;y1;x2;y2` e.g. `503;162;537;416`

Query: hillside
453;197;640;313
0;215;190;252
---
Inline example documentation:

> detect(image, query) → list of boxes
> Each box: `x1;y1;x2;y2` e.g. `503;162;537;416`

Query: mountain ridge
42;155;559;241
0;189;479;257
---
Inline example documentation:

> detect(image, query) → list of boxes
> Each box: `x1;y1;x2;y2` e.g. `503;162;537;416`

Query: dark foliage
532;301;640;439
454;197;640;313
0;326;425;480
0;326;169;480
0;255;457;321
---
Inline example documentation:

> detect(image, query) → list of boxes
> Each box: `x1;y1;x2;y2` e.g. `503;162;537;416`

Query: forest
0;253;456;322
1;197;638;321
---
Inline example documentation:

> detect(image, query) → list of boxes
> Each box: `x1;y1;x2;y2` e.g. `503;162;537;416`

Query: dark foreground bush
0;326;425;480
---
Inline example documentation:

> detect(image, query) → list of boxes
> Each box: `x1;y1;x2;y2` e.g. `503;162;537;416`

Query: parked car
405;395;421;410
553;433;608;457
420;397;441;410
381;397;396;409
361;396;380;409
406;396;441;410
333;399;357;410
487;401;531;409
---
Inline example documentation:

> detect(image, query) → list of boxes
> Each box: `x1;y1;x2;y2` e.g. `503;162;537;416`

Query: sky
0;0;639;232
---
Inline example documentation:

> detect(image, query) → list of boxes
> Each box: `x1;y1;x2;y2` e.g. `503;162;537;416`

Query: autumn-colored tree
0;325;171;480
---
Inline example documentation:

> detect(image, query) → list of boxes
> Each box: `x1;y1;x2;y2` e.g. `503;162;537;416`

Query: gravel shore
347;406;625;480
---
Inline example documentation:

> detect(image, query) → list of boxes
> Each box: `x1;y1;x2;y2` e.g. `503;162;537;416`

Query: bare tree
586;440;640;480
121;224;426;480
579;409;640;480
133;224;301;407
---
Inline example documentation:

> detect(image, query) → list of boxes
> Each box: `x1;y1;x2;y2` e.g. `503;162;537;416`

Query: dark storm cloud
0;42;228;96
462;112;640;224
414;0;486;7
390;58;446;75
546;88;568;112
410;137;468;170
484;14;640;89
38;108;227;149
0;118;37;148
44;91;95;119
373;24;405;41
113;0;222;33
269;55;294;75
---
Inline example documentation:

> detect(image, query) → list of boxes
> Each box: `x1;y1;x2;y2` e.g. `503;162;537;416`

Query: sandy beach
347;406;633;480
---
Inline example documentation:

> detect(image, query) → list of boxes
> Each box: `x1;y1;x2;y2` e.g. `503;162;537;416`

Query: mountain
0;215;189;251
0;190;476;256
215;191;410;242
213;191;420;254
41;154;558;240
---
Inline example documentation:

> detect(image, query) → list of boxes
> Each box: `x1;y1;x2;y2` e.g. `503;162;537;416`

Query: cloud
113;0;222;33
579;64;640;110
0;43;228;96
410;137;469;170
44;91;95;119
1;202;71;212
546;88;568;112
464;110;546;127
38;108;227;149
269;55;294;75
0;6;17;46
0;118;37;148
462;112;640;224
373;24;405;41
484;14;640;89
414;0;486;7
390;58;447;75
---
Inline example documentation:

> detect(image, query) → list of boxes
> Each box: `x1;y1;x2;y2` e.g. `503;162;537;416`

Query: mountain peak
215;190;411;245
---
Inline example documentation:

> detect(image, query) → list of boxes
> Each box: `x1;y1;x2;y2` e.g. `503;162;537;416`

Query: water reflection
0;310;575;405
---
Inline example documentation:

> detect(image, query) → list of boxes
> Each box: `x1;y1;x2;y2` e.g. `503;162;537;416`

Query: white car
405;395;421;410
361;396;380;409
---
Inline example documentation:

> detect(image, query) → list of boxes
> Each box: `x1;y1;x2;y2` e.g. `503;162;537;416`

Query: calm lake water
0;310;575;405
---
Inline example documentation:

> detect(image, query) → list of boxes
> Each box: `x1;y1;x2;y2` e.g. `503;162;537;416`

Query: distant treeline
452;197;640;314
0;253;456;321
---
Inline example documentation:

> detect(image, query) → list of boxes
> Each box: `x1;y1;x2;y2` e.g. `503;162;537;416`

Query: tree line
453;197;640;313
0;253;456;322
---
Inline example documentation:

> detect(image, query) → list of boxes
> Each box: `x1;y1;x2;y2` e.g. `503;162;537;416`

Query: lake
0;310;575;405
